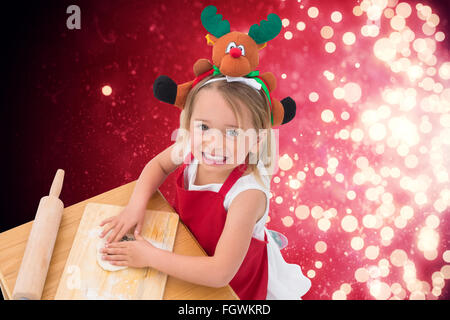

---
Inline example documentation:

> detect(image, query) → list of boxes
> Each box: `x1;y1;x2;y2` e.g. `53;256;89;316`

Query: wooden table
0;181;238;300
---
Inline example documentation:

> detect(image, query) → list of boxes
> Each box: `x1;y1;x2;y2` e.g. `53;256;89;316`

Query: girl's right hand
99;205;146;244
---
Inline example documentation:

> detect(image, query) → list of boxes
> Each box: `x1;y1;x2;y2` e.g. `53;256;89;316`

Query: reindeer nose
229;47;242;58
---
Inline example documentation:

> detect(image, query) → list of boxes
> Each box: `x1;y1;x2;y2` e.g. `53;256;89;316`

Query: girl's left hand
101;231;155;268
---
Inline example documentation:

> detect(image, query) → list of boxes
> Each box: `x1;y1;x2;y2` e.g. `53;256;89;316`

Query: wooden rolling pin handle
12;169;65;300
49;169;64;198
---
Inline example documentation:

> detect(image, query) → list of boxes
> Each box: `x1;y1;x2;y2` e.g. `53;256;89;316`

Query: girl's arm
101;143;183;243
144;189;267;288
128;143;181;209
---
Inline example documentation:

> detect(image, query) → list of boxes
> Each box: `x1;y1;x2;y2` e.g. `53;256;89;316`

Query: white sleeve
224;177;270;214
224;179;270;241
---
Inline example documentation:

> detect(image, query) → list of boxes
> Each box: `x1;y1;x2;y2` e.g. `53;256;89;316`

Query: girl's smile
202;152;228;165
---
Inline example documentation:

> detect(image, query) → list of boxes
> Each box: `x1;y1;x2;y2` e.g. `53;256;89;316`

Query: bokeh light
270;0;450;300
101;85;112;96
5;0;450;301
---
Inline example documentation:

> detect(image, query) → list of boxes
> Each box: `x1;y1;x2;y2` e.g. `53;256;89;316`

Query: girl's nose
230;47;242;58
203;135;227;152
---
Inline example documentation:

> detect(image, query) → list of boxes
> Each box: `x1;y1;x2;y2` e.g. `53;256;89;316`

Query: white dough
95;230;167;272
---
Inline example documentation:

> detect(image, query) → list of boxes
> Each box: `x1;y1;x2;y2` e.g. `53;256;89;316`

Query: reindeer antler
248;13;282;44
201;5;230;38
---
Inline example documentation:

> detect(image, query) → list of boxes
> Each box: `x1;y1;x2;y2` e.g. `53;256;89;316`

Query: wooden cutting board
55;202;179;299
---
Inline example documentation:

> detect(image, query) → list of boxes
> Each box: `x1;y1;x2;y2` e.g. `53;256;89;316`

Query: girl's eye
196;123;209;131
226;129;239;137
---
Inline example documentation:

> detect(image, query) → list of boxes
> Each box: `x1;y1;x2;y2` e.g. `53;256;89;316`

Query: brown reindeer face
201;5;281;77
209;32;264;77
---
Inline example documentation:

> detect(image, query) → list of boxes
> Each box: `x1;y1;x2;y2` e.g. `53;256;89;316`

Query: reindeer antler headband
199;75;262;91
152;5;297;128
194;68;274;124
201;6;281;44
190;6;282;124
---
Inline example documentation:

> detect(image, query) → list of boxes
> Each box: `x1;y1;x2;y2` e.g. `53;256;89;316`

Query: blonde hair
176;74;277;189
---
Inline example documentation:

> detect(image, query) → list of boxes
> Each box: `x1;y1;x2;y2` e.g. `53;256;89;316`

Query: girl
99;74;311;299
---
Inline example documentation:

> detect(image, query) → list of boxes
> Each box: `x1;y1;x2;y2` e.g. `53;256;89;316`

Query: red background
2;0;449;300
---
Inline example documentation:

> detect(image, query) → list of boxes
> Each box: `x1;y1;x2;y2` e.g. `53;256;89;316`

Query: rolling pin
12;169;65;300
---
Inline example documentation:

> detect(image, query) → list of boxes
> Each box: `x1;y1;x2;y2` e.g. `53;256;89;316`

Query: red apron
173;152;269;300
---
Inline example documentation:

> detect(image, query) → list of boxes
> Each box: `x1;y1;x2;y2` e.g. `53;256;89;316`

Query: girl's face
189;87;261;172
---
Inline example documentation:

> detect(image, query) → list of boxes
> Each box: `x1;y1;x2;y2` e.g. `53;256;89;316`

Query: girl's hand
100;231;155;268
99;204;146;244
